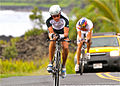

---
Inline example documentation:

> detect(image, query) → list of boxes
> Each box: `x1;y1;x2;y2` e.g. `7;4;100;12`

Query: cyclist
46;5;69;78
75;17;93;72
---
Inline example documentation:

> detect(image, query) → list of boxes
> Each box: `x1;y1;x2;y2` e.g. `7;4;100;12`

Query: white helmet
49;5;61;15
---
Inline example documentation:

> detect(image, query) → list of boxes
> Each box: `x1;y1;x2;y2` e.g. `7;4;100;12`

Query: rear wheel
117;60;120;72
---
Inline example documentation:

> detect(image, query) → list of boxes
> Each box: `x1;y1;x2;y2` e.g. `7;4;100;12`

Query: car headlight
110;51;119;57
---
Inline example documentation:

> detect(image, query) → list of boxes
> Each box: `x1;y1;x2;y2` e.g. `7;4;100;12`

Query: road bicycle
48;37;70;86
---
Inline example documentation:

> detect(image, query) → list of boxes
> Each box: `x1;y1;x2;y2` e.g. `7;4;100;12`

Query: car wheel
117;60;120;71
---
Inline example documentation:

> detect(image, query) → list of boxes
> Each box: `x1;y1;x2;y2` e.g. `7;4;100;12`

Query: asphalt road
0;72;120;86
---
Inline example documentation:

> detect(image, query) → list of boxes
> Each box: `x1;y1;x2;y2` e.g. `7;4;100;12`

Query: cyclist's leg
47;41;56;72
76;43;82;64
61;39;69;67
75;34;84;72
76;33;84;65
86;31;92;59
49;41;56;63
61;39;69;78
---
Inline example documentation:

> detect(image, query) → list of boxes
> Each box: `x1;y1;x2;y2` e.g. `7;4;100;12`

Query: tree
29;7;45;29
90;0;120;32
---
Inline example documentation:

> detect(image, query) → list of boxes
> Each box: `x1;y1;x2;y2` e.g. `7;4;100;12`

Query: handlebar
47;38;71;43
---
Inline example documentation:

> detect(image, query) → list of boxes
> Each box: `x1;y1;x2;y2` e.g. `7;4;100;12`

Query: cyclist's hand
82;39;86;42
50;34;60;40
79;38;84;42
54;34;60;40
49;33;56;40
54;34;59;40
78;38;86;43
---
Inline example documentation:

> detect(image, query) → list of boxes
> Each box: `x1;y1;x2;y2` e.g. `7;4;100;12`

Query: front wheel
80;50;85;75
55;70;59;86
80;59;84;75
54;51;60;86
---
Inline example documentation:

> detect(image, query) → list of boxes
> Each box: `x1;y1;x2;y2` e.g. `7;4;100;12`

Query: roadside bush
1;59;37;74
2;45;18;59
10;37;20;44
0;40;7;45
24;28;46;37
0;59;2;73
0;57;48;75
66;52;76;74
69;20;77;40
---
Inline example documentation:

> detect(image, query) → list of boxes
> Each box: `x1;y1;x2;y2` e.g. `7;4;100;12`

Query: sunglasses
52;14;60;18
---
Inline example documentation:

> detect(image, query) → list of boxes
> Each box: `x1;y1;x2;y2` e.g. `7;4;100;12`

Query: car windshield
91;37;119;47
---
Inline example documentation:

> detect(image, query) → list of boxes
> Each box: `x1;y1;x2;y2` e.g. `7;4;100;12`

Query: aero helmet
49;5;61;15
79;17;87;28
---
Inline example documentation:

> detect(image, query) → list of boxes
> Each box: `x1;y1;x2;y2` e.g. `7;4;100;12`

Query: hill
0;31;76;60
0;32;49;60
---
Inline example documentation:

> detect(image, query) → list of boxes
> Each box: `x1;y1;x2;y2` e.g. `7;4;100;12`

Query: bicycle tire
80;49;85;75
54;51;60;86
80;59;84;75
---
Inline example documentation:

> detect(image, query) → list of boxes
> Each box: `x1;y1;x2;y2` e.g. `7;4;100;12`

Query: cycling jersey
46;13;69;34
76;18;93;32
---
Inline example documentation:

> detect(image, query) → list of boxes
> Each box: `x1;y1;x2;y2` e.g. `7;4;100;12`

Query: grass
0;70;48;78
0;2;69;7
66;52;76;74
0;52;76;78
0;58;49;78
0;73;26;78
1;2;33;6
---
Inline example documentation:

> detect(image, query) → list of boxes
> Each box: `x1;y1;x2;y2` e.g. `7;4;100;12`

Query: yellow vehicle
75;32;120;72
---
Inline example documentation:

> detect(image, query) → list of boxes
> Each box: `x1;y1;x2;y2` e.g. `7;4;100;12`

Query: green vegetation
0;57;49;78
2;37;20;59
0;40;7;45
24;7;47;38
69;4;96;40
0;52;75;78
90;0;120;32
29;7;45;29
10;37;20;44
0;0;75;7
1;2;33;6
69;0;120;40
2;44;18;59
66;53;76;74
24;7;47;37
24;28;46;37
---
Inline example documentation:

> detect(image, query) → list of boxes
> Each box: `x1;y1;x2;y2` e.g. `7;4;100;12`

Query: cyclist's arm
60;16;69;38
64;27;69;37
46;18;55;39
87;27;93;41
87;19;93;40
77;31;82;39
48;26;54;34
48;26;55;39
89;28;93;39
76;20;82;40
